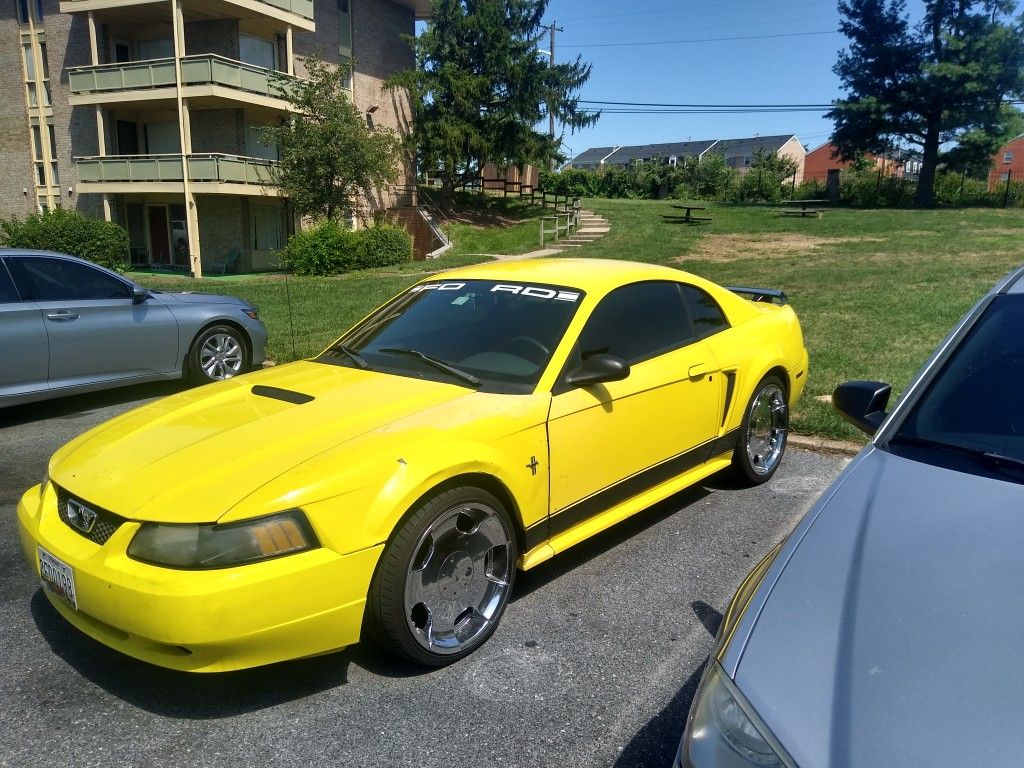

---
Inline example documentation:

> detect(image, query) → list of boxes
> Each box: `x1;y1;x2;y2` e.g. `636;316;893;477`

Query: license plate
38;547;77;610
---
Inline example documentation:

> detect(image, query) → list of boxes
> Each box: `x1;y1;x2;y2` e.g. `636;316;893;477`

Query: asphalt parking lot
0;383;848;768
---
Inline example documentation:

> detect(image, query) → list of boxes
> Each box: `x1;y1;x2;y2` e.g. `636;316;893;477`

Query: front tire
367;486;517;667
732;375;789;484
187;324;249;383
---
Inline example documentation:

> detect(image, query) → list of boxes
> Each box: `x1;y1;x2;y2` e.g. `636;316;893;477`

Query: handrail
60;0;315;21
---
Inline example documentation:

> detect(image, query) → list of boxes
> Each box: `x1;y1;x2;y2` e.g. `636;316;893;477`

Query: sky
541;0;849;159
415;1;1024;161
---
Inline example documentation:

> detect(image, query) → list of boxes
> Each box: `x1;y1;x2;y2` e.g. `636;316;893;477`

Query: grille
56;486;127;546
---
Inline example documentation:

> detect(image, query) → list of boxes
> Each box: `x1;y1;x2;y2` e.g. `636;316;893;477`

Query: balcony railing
69;55;297;101
60;0;314;22
76;154;278;186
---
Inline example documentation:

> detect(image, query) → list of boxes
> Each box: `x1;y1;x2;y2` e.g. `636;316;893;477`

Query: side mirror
566;354;630;388
132;284;150;304
832;380;892;436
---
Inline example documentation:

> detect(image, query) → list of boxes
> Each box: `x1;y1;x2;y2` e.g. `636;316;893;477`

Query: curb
789;434;864;457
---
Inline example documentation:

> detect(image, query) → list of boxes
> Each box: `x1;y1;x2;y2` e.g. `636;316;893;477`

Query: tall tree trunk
914;120;941;207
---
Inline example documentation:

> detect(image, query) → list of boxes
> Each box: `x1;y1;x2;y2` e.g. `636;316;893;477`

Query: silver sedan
0;249;267;407
677;263;1024;767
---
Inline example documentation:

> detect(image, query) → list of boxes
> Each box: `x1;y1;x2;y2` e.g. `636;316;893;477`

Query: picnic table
781;199;827;218
662;203;713;224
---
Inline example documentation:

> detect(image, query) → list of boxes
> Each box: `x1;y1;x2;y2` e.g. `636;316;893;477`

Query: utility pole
543;21;563;169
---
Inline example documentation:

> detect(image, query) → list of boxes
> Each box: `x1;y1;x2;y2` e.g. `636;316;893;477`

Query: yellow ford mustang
17;259;807;671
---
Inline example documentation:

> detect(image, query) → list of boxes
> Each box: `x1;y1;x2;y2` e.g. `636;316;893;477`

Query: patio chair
212;248;240;275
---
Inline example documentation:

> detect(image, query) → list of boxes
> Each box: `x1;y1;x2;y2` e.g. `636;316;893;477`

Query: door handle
688;363;709;378
46;311;80;322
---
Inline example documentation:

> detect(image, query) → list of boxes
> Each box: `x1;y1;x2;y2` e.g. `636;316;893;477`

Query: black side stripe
524;428;741;550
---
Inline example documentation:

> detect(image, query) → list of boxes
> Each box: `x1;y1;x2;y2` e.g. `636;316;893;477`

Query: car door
547;280;723;530
5;255;179;390
0;258;49;400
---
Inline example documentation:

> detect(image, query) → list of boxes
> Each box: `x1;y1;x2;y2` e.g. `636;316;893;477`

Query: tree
388;0;599;196
264;56;400;221
828;0;1024;206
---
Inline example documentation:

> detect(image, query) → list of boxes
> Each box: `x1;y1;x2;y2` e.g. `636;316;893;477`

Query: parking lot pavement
0;386;848;768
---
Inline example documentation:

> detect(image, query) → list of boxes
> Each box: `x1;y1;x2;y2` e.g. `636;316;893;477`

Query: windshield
317;279;584;393
888;293;1024;482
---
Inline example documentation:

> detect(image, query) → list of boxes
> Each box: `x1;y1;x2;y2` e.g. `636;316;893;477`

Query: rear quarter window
682;285;730;338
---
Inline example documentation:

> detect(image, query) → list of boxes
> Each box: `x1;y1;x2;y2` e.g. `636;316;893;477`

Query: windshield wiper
378;347;481;388
889;433;1024;474
325;343;369;370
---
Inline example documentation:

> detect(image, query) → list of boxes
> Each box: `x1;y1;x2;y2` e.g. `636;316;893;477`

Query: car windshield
888;293;1024;482
316;279;584;393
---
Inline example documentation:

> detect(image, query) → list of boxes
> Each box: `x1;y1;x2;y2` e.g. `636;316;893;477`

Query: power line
557;0;836;24
580;100;835;107
560;30;840;49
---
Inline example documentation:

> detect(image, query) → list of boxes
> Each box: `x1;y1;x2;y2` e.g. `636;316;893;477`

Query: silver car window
7;257;130;302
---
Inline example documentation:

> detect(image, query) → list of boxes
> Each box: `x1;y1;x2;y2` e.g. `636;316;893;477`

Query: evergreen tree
828;0;1024;206
388;0;599;195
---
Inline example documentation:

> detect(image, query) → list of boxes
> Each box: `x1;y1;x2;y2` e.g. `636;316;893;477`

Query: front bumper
17;483;381;672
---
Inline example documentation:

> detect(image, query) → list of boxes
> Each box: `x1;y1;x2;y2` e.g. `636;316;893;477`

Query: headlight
680;663;794;768
127;510;318;569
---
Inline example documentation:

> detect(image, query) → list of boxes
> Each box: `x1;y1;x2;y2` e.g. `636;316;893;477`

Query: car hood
154;291;249;306
735;447;1024;768
48;361;471;524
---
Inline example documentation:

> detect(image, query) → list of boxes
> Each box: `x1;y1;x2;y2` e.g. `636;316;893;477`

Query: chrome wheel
199;333;244;380
745;383;789;476
404;501;514;656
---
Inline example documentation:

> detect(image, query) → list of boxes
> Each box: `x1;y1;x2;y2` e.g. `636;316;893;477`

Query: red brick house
988;135;1024;190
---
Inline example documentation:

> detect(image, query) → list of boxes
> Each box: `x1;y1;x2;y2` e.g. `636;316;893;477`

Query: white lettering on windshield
411;282;465;293
490;284;581;303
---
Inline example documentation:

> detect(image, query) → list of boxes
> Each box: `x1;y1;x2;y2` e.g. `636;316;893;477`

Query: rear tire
732;375;789;484
367;486;517;667
186;324;249;384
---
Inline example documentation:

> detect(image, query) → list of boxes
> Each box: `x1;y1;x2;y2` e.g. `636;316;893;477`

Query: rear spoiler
726;286;788;306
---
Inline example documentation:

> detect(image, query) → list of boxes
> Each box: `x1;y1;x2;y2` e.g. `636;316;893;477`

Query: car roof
434;258;703;293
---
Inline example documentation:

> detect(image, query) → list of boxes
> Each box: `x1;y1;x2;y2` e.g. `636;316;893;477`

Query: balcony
59;0;315;32
68;55;297;111
75;153;282;195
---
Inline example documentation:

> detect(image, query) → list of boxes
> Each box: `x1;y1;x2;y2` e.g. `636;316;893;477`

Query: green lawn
136;199;1024;441
578;199;1024;440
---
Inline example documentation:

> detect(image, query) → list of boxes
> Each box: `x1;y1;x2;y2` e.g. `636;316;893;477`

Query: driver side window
577;281;694;365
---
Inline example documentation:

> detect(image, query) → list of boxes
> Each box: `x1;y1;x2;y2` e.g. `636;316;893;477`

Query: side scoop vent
251;385;315;405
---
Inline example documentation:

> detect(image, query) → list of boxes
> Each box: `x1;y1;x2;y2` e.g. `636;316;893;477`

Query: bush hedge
0;207;130;271
283;220;411;276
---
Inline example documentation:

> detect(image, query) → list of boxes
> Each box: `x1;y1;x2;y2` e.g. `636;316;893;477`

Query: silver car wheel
199;333;244;380
404;502;514;656
745;383;789;476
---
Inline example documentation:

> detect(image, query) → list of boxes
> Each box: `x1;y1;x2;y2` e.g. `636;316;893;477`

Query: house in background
3;0;428;276
988;134;1024;190
714;135;806;183
567;135;806;182
566;146;621;170
804;140;920;183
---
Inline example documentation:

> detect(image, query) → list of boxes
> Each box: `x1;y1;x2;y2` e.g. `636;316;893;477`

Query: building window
743;156;752;166
340;54;353;90
240;34;277;70
1004;152;1014;164
16;0;43;24
251;205;284;250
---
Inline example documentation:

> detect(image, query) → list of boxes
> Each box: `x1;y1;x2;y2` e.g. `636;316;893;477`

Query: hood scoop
251;385;315;405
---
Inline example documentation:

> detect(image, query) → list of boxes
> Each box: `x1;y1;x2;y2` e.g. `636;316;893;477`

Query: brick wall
185;19;240;59
45;2;103;216
351;0;416;215
0;6;37;219
190;108;245;155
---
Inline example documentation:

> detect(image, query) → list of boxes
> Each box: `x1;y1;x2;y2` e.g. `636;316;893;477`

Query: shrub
282;220;411;275
0;207;129;271
356;222;412;268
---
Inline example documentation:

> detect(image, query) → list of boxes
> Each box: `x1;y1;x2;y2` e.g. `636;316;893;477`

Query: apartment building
2;0;427;275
